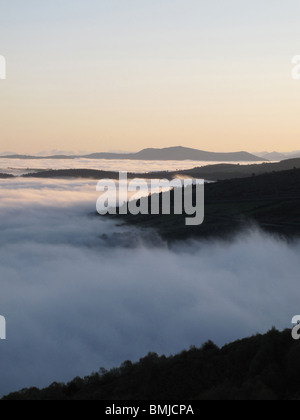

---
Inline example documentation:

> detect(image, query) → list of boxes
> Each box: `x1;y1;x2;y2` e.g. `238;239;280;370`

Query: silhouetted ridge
0;147;265;162
84;146;265;162
3;329;300;400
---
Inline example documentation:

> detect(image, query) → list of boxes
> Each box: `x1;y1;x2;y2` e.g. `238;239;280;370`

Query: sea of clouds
0;157;264;176
0;177;299;396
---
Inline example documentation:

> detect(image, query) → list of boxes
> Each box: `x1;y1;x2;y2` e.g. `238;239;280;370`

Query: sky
1;0;300;154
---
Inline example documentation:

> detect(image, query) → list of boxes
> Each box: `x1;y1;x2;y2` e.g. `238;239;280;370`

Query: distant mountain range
0;147;265;162
85;147;265;161
256;151;300;161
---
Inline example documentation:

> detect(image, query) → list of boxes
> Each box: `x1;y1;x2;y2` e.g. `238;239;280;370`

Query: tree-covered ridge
3;329;300;400
113;168;300;241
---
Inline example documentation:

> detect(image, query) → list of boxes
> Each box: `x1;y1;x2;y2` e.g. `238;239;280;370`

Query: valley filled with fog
0;165;299;396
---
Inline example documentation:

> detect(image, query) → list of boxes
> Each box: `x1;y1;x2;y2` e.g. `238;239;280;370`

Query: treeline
3;328;300;400
0;173;13;179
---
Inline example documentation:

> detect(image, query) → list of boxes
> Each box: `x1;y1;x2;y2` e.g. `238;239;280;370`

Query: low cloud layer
0;178;299;396
0;157;257;176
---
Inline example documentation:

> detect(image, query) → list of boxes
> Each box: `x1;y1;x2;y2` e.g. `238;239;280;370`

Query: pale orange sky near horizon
1;0;300;155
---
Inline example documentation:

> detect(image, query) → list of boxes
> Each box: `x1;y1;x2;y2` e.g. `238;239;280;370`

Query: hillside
19;163;300;241
175;158;300;181
112;167;300;241
3;328;299;400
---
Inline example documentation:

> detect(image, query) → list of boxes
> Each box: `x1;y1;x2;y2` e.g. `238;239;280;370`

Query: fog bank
0;178;299;396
